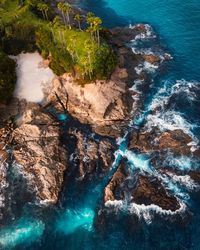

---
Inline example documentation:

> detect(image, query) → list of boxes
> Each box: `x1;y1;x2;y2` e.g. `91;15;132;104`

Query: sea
0;0;200;249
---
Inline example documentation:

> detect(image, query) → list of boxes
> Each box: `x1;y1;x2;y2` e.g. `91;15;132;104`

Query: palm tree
44;4;49;20
49;21;55;43
63;3;72;29
74;13;82;30
87;12;95;19
37;3;48;20
93;17;102;46
86;16;95;40
53;16;64;46
67;35;79;62
57;2;67;26
84;39;94;79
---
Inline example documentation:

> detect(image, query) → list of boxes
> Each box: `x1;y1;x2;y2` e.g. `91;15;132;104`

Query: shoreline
0;1;200;249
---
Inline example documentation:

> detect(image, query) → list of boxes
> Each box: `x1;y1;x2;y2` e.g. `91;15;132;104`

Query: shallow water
1;0;200;249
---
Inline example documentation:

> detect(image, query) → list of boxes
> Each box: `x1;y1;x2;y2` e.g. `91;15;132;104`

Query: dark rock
129;128;199;156
69;129;116;179
104;161;128;202
132;175;180;211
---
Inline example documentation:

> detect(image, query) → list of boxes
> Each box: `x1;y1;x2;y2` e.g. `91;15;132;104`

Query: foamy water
12;52;54;103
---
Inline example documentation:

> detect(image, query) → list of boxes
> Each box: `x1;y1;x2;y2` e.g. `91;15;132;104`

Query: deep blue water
1;1;200;249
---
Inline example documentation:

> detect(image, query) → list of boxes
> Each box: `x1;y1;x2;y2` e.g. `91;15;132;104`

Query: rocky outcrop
104;161;127;202
68;129;116;179
11;103;68;204
47;74;134;138
104;159;180;211
131;175;180;211
128;128;200;157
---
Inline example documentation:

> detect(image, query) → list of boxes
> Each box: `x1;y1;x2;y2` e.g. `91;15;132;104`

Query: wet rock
104;162;128;202
132;175;180;211
188;171;200;184
131;24;148;34
129;128;198;156
11;103;68;204
69;129;116;179
142;54;161;64
104;159;180;212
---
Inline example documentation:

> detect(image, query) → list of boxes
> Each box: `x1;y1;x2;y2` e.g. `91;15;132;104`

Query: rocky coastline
0;21;199;225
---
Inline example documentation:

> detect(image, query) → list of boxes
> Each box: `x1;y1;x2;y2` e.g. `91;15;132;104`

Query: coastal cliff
0;14;199;235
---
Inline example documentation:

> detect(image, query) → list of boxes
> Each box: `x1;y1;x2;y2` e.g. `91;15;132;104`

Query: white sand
13;52;54;103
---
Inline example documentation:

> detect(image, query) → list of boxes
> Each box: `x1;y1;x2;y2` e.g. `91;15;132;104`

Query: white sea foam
121;149;153;174
130;24;156;40
134;61;158;75
149;79;200;112
145;110;194;133
0;161;9;217
105;199;186;224
166;172;198;191
144;79;200;148
158;173;190;201
11;52;55;103
163;155;198;171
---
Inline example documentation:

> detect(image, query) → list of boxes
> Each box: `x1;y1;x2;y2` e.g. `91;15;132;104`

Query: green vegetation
0;0;117;101
0;51;16;102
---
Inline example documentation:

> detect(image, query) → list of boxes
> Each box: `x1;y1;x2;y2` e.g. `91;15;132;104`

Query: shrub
0;51;16;102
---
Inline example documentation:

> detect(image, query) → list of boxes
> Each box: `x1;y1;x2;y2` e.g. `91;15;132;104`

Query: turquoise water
81;0;200;80
1;1;200;249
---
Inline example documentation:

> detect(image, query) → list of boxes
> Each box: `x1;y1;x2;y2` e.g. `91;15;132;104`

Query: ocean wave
149;79;200;112
105;199;186;224
165;172;198;192
0;161;9;219
134;61;159;75
130;24;156;40
145;110;196;134
144;79;200;147
162;155;198;171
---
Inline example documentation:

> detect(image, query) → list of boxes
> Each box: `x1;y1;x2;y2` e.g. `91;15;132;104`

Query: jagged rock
142;54;161;64
104;159;180;211
188;171;200;184
47;75;133;138
132;175;180;211
104;162;127;202
129;129;200;156
69;129;116;179
11;103;68;204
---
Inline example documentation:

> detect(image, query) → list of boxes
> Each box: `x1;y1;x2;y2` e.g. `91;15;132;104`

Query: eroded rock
132;175;180;211
11;103;68;204
129;128;200;156
69;129;116;179
47;75;133;138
